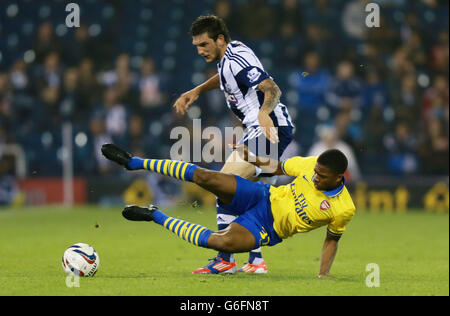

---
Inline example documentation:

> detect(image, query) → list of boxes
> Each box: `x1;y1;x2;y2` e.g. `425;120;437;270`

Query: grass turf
0;205;448;296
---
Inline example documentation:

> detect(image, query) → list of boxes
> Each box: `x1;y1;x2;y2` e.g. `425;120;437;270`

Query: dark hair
317;149;348;175
189;15;231;43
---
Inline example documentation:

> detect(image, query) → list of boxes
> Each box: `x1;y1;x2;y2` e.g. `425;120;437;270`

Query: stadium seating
0;0;448;177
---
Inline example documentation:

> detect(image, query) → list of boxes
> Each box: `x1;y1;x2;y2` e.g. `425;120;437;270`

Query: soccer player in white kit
173;15;294;274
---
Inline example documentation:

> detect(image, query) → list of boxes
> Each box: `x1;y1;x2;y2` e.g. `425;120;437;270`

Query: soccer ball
62;243;100;277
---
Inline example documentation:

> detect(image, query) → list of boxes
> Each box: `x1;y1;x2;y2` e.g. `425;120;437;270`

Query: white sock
249;248;264;265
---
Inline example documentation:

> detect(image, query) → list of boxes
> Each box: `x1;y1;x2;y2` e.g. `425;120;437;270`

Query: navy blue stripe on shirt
229;52;251;68
281;105;293;128
269;111;280;127
225;49;251;67
219;61;227;89
237;81;249;99
229;104;246;122
224;52;247;69
257;90;265;106
234;67;250;97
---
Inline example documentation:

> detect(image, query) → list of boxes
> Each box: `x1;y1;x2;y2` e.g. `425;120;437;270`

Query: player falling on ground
101;143;356;278
172;15;294;274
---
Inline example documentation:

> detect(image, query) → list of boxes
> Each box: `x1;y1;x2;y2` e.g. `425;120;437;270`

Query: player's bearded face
207;41;221;62
193;33;225;63
313;163;343;191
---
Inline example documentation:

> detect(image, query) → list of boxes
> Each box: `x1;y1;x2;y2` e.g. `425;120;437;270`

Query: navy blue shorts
237;125;293;160
218;175;283;249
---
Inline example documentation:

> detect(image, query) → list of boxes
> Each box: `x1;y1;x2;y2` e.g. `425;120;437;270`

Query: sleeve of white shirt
228;50;270;90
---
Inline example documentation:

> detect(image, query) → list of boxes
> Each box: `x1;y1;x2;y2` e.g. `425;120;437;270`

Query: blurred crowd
0;0;448;181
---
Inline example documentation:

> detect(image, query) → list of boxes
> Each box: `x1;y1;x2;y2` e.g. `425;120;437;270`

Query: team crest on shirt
320;200;331;211
247;68;261;83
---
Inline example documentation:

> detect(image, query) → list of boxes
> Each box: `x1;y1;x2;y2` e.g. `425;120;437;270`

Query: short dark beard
213;45;222;62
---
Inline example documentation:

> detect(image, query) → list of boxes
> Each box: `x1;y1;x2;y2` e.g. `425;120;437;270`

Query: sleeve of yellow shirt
281;156;318;177
327;209;355;236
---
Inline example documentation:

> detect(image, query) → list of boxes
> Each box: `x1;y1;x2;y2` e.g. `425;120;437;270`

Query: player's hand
258;110;279;144
317;274;335;279
229;144;251;162
173;88;200;115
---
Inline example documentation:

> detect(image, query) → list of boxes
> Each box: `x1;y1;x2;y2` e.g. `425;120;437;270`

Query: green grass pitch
0;206;448;296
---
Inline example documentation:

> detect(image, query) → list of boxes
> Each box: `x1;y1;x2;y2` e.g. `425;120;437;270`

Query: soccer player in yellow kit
102;143;356;277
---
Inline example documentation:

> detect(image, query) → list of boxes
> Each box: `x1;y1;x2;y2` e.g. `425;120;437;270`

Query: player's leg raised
122;205;255;253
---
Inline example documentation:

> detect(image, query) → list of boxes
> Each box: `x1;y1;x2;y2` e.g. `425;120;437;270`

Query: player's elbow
260;79;282;100
270;84;282;101
275;85;282;98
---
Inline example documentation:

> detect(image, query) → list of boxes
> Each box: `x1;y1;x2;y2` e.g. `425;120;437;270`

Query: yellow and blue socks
128;157;199;182
152;209;213;248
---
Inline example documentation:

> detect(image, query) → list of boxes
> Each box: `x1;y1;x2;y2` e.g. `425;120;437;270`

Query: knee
221;162;255;179
213;235;236;253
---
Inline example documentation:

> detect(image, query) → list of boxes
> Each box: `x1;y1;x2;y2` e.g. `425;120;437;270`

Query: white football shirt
217;41;293;129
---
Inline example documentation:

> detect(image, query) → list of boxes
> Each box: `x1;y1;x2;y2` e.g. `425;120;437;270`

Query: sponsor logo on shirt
290;183;312;225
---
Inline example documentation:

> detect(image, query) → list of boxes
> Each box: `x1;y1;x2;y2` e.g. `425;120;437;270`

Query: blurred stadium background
0;0;448;213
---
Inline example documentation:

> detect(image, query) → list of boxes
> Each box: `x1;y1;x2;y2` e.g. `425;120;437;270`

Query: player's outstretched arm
317;231;340;278
173;73;220;115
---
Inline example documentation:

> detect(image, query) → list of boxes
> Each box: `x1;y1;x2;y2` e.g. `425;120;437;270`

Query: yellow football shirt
269;156;356;239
